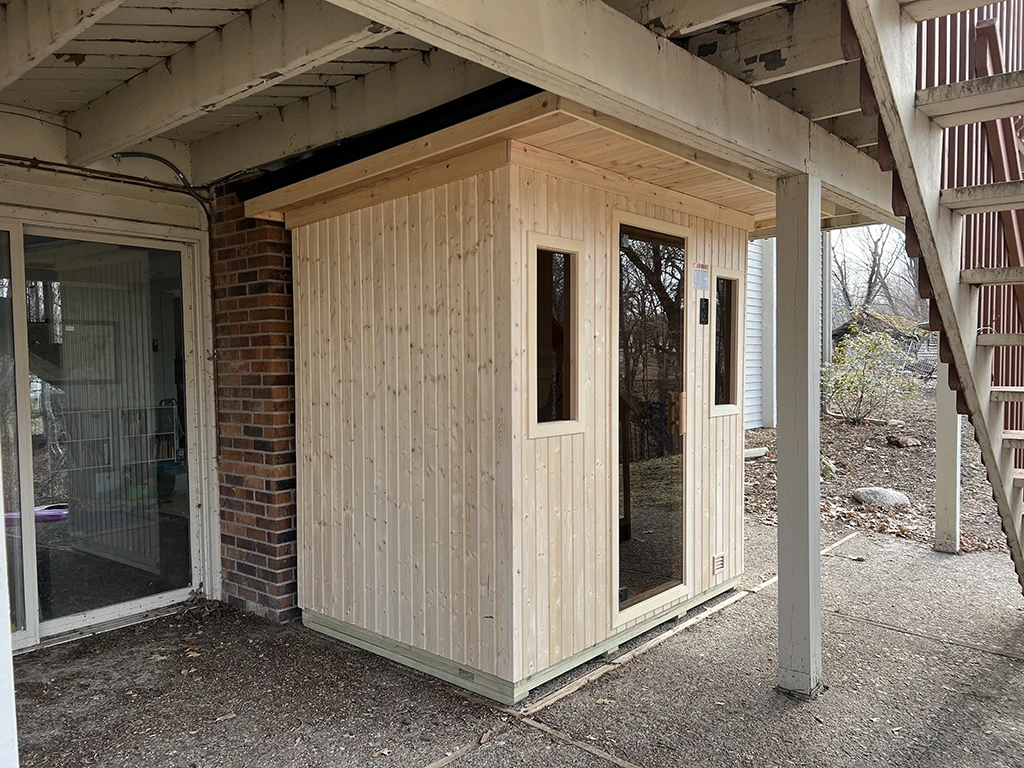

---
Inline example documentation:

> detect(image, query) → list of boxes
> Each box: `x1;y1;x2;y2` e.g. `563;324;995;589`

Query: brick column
211;189;299;622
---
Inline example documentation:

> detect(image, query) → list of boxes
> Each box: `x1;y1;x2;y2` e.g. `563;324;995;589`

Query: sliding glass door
2;225;199;644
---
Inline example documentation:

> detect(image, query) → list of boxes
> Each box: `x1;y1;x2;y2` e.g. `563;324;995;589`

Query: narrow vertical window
536;248;572;422
528;232;583;438
714;275;739;407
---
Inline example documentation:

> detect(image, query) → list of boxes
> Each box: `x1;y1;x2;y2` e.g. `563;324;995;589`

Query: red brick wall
211;189;299;622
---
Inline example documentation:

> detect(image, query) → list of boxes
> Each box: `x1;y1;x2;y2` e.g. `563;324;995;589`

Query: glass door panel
617;224;686;610
23;235;192;622
1;230;26;633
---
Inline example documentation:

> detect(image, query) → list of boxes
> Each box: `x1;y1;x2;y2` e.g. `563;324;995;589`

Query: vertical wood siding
745;239;765;430
508;166;746;683
293;168;514;679
919;2;1024;465
294;160;746;685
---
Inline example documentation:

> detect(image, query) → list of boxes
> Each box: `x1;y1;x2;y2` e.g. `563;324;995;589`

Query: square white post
775;174;823;699
934;361;962;553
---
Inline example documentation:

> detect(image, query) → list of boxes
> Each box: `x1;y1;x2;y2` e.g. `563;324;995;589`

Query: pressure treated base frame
303;575;743;705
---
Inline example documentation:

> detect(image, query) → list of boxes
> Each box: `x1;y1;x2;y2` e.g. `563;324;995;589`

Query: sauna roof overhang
244;91;866;233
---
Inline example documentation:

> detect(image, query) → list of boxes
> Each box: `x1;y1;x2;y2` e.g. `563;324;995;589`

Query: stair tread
1015;470;1024;489
961;266;1024;285
992;387;1024;402
978;334;1024;346
1005;430;1024;445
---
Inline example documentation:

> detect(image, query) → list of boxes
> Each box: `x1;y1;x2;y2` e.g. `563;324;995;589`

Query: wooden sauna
246;93;763;703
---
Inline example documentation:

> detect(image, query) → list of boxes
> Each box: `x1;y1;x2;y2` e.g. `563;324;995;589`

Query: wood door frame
0;213;219;648
610;209;695;629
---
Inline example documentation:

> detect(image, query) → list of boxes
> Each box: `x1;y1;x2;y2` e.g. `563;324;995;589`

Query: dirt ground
744;381;1007;552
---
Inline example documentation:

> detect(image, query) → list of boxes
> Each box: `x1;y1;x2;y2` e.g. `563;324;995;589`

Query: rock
887;419;906;428
886;434;922;448
852;487;911;508
744;447;769;460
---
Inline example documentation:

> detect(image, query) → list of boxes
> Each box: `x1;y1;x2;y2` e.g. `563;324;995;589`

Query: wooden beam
960;266;1024;284
191;50;503;185
991;387;1024;403
819;113;878;148
899;0;995;23
682;0;846;86
934;361;962;553
758;62;862;121
941;180;1024;213
916;71;1024;128
0;0;126;90
775;172;823;699
322;0;894;221
607;0;792;37
65;0;389;165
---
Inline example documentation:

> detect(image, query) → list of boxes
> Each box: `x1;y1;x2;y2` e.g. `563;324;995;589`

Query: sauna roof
245;92;862;233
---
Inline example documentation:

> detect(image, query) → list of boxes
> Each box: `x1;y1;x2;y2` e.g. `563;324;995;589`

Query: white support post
776;173;824;699
935;362;962;553
0;424;20;763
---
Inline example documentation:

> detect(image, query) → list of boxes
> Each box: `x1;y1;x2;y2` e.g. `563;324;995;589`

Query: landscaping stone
886;434;922;448
852;486;911;507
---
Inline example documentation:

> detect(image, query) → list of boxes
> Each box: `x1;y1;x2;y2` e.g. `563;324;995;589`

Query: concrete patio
14;523;1024;767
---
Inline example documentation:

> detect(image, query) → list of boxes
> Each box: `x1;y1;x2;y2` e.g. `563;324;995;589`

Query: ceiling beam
916;70;1024;128
0;0;126;90
322;0;894;222
818;113;877;147
65;0;390;165
191;50;503;185
681;0;845;86
758;62;861;120
606;0;790;37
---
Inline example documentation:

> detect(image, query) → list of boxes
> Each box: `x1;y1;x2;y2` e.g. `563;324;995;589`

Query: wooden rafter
65;0;390;165
0;0;126;90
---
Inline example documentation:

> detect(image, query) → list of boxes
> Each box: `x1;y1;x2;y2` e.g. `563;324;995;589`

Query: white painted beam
322;0;894;222
934;362;962;554
65;0;390;165
917;71;1024;128
899;0;995;22
606;0;790;37
0;0;126;90
941;180;1024;214
776;172;823;699
191;50;501;185
682;0;845;86
759;62;863;121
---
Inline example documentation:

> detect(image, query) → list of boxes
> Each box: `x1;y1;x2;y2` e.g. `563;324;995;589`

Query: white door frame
1;214;219;649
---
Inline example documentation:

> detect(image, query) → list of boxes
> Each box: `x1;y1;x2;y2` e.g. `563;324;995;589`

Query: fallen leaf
373;748;392;757
595;698;616;706
215;712;236;722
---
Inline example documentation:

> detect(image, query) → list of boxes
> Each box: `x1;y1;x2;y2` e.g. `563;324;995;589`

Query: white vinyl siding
744;239;764;430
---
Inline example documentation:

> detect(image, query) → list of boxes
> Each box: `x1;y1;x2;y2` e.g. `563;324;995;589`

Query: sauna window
529;233;583;438
713;274;739;409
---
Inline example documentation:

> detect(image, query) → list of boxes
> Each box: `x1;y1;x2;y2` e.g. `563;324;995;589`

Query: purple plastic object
4;504;69;528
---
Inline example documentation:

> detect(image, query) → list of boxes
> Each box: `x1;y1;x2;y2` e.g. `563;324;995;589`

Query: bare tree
831;224;924;326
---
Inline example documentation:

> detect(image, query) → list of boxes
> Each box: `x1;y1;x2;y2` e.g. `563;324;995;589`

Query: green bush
822;330;917;422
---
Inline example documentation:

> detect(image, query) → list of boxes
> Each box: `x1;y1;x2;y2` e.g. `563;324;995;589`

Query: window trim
527;231;585;440
709;266;743;418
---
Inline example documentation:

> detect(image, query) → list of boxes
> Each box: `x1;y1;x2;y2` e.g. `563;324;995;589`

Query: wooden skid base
302;576;743;705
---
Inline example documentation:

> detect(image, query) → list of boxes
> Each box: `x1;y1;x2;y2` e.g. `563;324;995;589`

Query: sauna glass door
617;223;686;611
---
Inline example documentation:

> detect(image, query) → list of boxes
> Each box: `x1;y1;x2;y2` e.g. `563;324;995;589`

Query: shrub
822;330;917;421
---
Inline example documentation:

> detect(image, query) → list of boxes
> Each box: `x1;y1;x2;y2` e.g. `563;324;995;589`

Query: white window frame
709;266;744;418
527;231;585;440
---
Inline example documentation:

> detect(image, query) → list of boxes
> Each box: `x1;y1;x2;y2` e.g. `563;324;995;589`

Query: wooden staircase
846;3;1024;589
